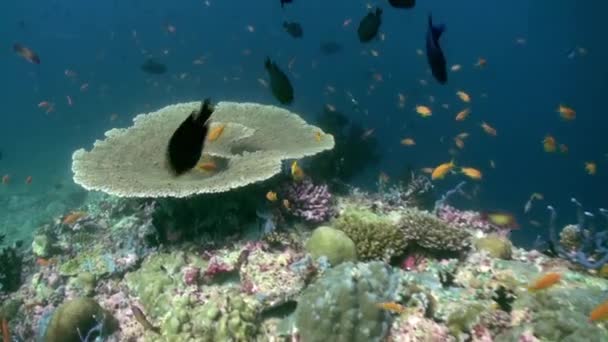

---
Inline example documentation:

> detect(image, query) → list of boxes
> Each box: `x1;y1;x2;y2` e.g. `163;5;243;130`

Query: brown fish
131;305;160;334
13;43;40;64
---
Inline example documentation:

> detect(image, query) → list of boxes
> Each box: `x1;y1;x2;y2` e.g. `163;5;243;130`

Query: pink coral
182;266;200;286
387;314;455;342
436;205;499;233
203;257;233;278
283;178;333;223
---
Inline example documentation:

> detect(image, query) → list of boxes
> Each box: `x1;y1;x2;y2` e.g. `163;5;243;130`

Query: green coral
305;226;357;265
446;303;486;337
333;208;407;261
400;209;471;253
474;235;512;260
59;246;116;277
294;261;398;342
44;298;118;342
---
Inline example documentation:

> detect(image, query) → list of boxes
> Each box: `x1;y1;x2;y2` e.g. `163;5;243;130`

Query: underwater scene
1;0;608;341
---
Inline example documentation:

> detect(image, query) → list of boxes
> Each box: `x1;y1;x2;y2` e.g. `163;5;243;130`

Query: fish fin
194;98;214;126
428;14;445;37
264;57;272;71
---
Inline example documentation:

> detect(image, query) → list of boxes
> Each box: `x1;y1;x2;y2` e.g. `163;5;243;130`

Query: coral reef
0;243;23;293
475;235;513;260
71;101;334;198
294;261;398;342
283;178;333;223
400;209;471;254
333;207;407;261
43;297;118;342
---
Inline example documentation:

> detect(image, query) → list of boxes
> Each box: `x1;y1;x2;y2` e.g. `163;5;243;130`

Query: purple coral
436;205;498;234
283;178;333;223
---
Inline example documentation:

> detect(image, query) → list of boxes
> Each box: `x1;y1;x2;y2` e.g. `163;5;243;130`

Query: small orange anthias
528;272;561;291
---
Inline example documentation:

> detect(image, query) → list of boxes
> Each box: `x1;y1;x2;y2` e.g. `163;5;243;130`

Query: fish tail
264;57;272;70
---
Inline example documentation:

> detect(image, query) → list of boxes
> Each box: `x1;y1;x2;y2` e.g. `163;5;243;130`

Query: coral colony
1;102;608;342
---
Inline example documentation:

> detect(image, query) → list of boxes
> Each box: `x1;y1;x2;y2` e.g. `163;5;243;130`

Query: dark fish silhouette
166;99;214;176
13;43;40;64
425;14;447;84
388;0;415;8
141;58;167;75
283;21;303;38
357;7;382;42
320;41;343;55
265;57;294;105
280;0;293;8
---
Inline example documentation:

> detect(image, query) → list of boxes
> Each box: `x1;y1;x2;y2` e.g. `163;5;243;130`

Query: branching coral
400;209;471;254
283;178;333;223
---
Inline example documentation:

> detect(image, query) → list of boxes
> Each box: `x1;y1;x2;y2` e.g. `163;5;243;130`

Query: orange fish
481;122;497;136
314;131;323;142
376;302;406;314
401;138;416;146
266;191;278;202
36;257;55;267
456;132;470;140
291;161;305;181
455;108;471;121
13;43;40;64
474;57;487;68
528;272;561;291
543;135;557;153
62;211;87;225
557;104;576;121
585;162;597;175
454;137;465;149
207;124;225;142
431;160;455;180
25;176;32;184
589;299;608;322
461;167;482;180
2;175;10;185
1;317;8;342
197;161;217;172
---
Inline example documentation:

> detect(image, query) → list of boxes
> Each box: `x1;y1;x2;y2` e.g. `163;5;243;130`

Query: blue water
1;0;606;246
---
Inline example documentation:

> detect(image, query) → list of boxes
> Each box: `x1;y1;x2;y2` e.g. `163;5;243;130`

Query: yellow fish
291;161;305;181
460;167;482;180
266;191;278;202
557;104;576;121
401;138;416;146
585;162;597;175
415;105;432;117
542;135;557;153
456;90;471;103
282;199;291;209
376;302;406;314
207;124;225;142
431;160;455;180
314;131;323;142
196;161;217;172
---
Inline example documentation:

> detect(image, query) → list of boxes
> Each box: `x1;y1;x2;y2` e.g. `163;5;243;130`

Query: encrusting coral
71;101;334;198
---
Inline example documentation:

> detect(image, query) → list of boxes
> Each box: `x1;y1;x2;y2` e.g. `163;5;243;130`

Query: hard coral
436;205;496;234
283;178;333;223
333;207;407;261
400;209;471;254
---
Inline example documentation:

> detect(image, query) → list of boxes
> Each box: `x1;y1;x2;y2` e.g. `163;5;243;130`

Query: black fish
357;7;382;42
265;57;294;105
283;21;303;38
166;99;214;176
319;41;343;55
280;0;293;8
141;58;167;75
425;14;447;84
388;0;415;8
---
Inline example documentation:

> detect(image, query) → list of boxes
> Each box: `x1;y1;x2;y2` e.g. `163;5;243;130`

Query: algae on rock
305;226;357;266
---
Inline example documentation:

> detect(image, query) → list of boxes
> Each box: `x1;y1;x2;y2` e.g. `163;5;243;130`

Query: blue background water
0;0;606;246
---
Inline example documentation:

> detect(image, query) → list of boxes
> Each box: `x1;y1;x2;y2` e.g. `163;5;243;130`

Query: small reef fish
524;193;544;213
166;99;215;176
1;318;9;342
528;272;561;291
401;138;415;146
140;58;167;75
431;160;455;180
132;305;160;334
542;135;557;153
456;91;471;103
291;161;304;181
457;132;469;140
585;162;597;175
557;104;576;121
13;43;40;64
481;122;497;136
25;176;32;184
388;0;415;9
474;57;487;68
314;131;323;142
376;302;407;314
559;144;568;154
454;137;465;149
460;167;482;180
482;211;519;229
416;105;432;117
207;124;225;142
357;7;382;43
282;199;291;209
265;57;294;105
283;21;303;38
36;257;55;267
62;211;87;225
196;161;217;172
266;191;278;202
2;175;9;185
455;108;471;121
450;64;462;72
589;299;608;322
425;14;447;84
